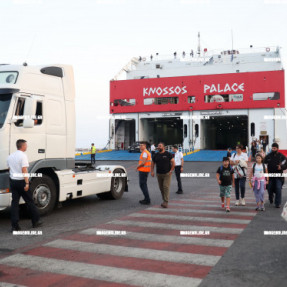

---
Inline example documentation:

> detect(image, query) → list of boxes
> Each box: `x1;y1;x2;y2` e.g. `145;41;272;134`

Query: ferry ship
108;41;286;154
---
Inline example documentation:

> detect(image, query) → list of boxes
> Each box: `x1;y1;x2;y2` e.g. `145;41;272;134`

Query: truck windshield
0;72;18;84
0;94;12;128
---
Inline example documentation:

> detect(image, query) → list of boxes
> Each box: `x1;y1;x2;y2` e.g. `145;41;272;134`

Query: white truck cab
0;64;128;215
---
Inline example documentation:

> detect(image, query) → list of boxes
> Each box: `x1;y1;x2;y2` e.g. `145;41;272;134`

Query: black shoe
275;205;281;208
11;225;21;233
32;220;43;228
139;200;150;205
176;190;183;194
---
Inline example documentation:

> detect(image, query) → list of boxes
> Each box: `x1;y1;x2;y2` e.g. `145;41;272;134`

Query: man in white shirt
172;145;184;194
230;144;249;206
151;143;156;158
7;139;42;232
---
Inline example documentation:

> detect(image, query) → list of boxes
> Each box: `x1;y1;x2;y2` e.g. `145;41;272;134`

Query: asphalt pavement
0;161;286;286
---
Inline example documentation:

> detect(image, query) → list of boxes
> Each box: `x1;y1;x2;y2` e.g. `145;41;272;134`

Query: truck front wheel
97;168;126;200
110;168;126;199
30;175;57;215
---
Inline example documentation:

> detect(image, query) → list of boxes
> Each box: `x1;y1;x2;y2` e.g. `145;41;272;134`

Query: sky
1;0;287;149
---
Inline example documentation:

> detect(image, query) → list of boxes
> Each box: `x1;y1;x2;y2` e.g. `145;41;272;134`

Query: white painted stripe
80;228;234;247
169;202;256;210
197;194;254;197
109;219;244;234
175;198;255;202
189;201;255;204
109;219;243;234
127;212;251;224
190;192;254;196
193;193;254;196
178;195;255;200
147;207;256;216
194;194;254;197
0;283;27;287
45;239;220;266
0;254;202;287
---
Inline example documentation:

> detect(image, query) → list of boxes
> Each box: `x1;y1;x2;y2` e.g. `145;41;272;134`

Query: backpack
252;163;266;176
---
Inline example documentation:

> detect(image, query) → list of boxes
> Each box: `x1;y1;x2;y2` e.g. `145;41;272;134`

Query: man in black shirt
151;142;175;208
264;143;287;208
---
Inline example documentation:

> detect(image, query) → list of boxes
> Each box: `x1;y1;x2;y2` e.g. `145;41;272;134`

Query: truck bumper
0;171;11;211
0;171;10;189
0;193;11;211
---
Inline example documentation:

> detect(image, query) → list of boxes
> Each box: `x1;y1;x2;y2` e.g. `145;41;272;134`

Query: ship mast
197;32;201;57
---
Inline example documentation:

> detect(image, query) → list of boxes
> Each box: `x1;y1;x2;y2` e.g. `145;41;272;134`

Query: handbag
233;164;246;178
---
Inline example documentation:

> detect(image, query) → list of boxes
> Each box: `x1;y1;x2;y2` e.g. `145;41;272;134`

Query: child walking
216;157;235;212
249;154;269;211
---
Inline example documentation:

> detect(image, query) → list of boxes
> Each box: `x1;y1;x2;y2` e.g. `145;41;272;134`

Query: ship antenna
197;32;201;57
231;29;234;62
25;33;37;64
231;29;234;51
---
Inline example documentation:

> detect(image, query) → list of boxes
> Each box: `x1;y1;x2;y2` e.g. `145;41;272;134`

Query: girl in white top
249;154;269;211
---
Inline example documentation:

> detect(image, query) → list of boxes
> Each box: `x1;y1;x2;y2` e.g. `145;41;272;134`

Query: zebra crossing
0;192;257;287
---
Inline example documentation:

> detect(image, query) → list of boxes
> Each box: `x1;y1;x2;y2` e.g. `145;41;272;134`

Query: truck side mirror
23;97;36;128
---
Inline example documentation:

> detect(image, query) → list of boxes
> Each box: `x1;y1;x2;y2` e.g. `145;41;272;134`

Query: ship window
253;92;280;101
184;124;187;138
251;123;255;136
195;124;199;137
113;99;136;106
188;96;196;103
205;94;243;103
144;97;178;105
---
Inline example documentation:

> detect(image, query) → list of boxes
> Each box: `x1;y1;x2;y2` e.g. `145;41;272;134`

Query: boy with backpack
216;157;235;212
249;154;269;211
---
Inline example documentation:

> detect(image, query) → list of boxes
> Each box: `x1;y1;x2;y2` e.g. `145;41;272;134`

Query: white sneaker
239;198;242;205
241;198;246;206
235;200;239;206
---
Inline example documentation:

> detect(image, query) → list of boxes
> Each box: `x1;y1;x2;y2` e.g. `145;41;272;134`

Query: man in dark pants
262;137;267;153
151;142;175;208
151;143;156;158
172;145;184;194
7;139;42;232
137;142;151;205
264;143;287;208
91;143;96;165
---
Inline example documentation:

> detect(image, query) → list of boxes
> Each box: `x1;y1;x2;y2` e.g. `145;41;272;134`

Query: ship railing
138;46;280;63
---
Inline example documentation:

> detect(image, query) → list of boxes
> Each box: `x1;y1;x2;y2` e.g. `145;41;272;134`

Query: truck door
9;95;46;164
